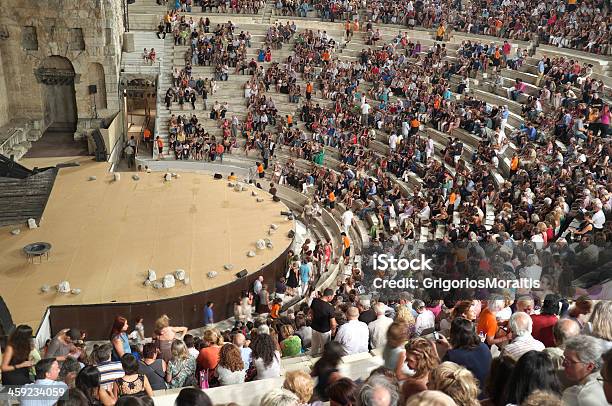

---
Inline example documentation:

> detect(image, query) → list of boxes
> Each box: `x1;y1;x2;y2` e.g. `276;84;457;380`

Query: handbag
199;369;210;389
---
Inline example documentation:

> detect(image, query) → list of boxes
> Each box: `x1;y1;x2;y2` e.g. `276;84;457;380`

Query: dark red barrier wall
47;245;291;339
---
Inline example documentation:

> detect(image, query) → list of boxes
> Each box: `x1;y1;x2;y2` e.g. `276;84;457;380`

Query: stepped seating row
150;351;383;406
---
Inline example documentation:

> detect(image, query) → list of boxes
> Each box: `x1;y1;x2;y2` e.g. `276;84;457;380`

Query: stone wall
0;0;124;135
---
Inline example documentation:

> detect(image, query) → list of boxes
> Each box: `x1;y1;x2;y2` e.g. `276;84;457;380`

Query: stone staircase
0;165;58;227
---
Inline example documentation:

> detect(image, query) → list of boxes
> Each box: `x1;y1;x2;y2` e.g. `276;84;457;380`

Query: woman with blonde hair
282;370;315;404
395;305;416;335
428;362;479;406
588;301;612;345
280;324;302;357
382;322;409;380
399;337;440;402
404;390;457;406
154;315;188;363
165;340;196;388
215;343;245;385
196;328;224;372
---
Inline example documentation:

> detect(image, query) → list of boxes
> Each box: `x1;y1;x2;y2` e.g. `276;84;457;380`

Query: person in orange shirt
322;50;330;64
256;162;265;179
410;117;420;136
436;24;445;41
155;136;164;160
306;82;313;101
216;143;225;162
328;190;336;209
341;232;351;264
476;297;512;347
270;298;282;319
286;114;293;128
143;128;151;144
510;154;519;177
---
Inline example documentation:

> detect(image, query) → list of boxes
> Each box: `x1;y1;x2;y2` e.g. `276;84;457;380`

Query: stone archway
35;56;78;132
89;62;108;111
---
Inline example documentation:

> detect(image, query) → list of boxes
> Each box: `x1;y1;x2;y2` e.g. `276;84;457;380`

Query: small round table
24;242;52;264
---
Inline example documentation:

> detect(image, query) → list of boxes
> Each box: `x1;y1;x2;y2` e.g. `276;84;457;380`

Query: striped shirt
502;334;545;361
97;361;125;390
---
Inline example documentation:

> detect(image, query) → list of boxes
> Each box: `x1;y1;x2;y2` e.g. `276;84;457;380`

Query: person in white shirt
361;101;371;126
519;254;542;282
20;359;68;406
335;307;369;355
592;201;605;230
413;300;435;335
425;136;434;160
368;302;394;349
341;209;355;234
388;133;398;151
502;312;545;361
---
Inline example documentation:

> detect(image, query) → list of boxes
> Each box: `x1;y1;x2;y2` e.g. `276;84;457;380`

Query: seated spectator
504;351;561;405
334;306;369;355
282;370;315;404
587;301;612;350
166;340;196;388
399;337;440;402
138;343;167;391
369;302;394;349
481;356;515;406
358;373;400;406
438;317;492;389
327;378;358;406
1;324;35;385
412;300;435;336
503;312;545;361
196;329;223;371
531;294;561;347
477;295;511;348
76;365;115;406
174;387;212;406
215;343;245;386
295;314;312;350
383;322;409;380
280;324;302;357
252;333;281;380
113;354;154;398
311;341;344;401
405;390;458;406
20;359;68;406
59;358;81;388
261;388;300;406
429;362;480;406
93;344;124;392
562;335;607;405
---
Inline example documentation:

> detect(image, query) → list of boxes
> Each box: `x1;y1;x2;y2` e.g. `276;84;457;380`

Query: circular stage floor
0;157;294;329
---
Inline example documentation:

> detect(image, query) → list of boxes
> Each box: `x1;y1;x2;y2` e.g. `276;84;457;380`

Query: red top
197;346;220;371
531;314;558;347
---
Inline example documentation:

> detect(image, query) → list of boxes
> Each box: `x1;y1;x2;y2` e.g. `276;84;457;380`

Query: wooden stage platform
0;157;294;338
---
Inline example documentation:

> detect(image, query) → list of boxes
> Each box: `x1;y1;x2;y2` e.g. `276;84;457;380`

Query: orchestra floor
0;157;293;328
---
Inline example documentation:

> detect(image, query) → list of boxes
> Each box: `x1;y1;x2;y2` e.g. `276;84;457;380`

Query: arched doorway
26;56;87;158
35;56;78;132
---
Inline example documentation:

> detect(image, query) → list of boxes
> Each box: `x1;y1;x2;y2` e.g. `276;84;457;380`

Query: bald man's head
553;318;580;347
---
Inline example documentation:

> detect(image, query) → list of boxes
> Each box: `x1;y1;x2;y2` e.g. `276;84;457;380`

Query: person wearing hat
46;328;81;361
